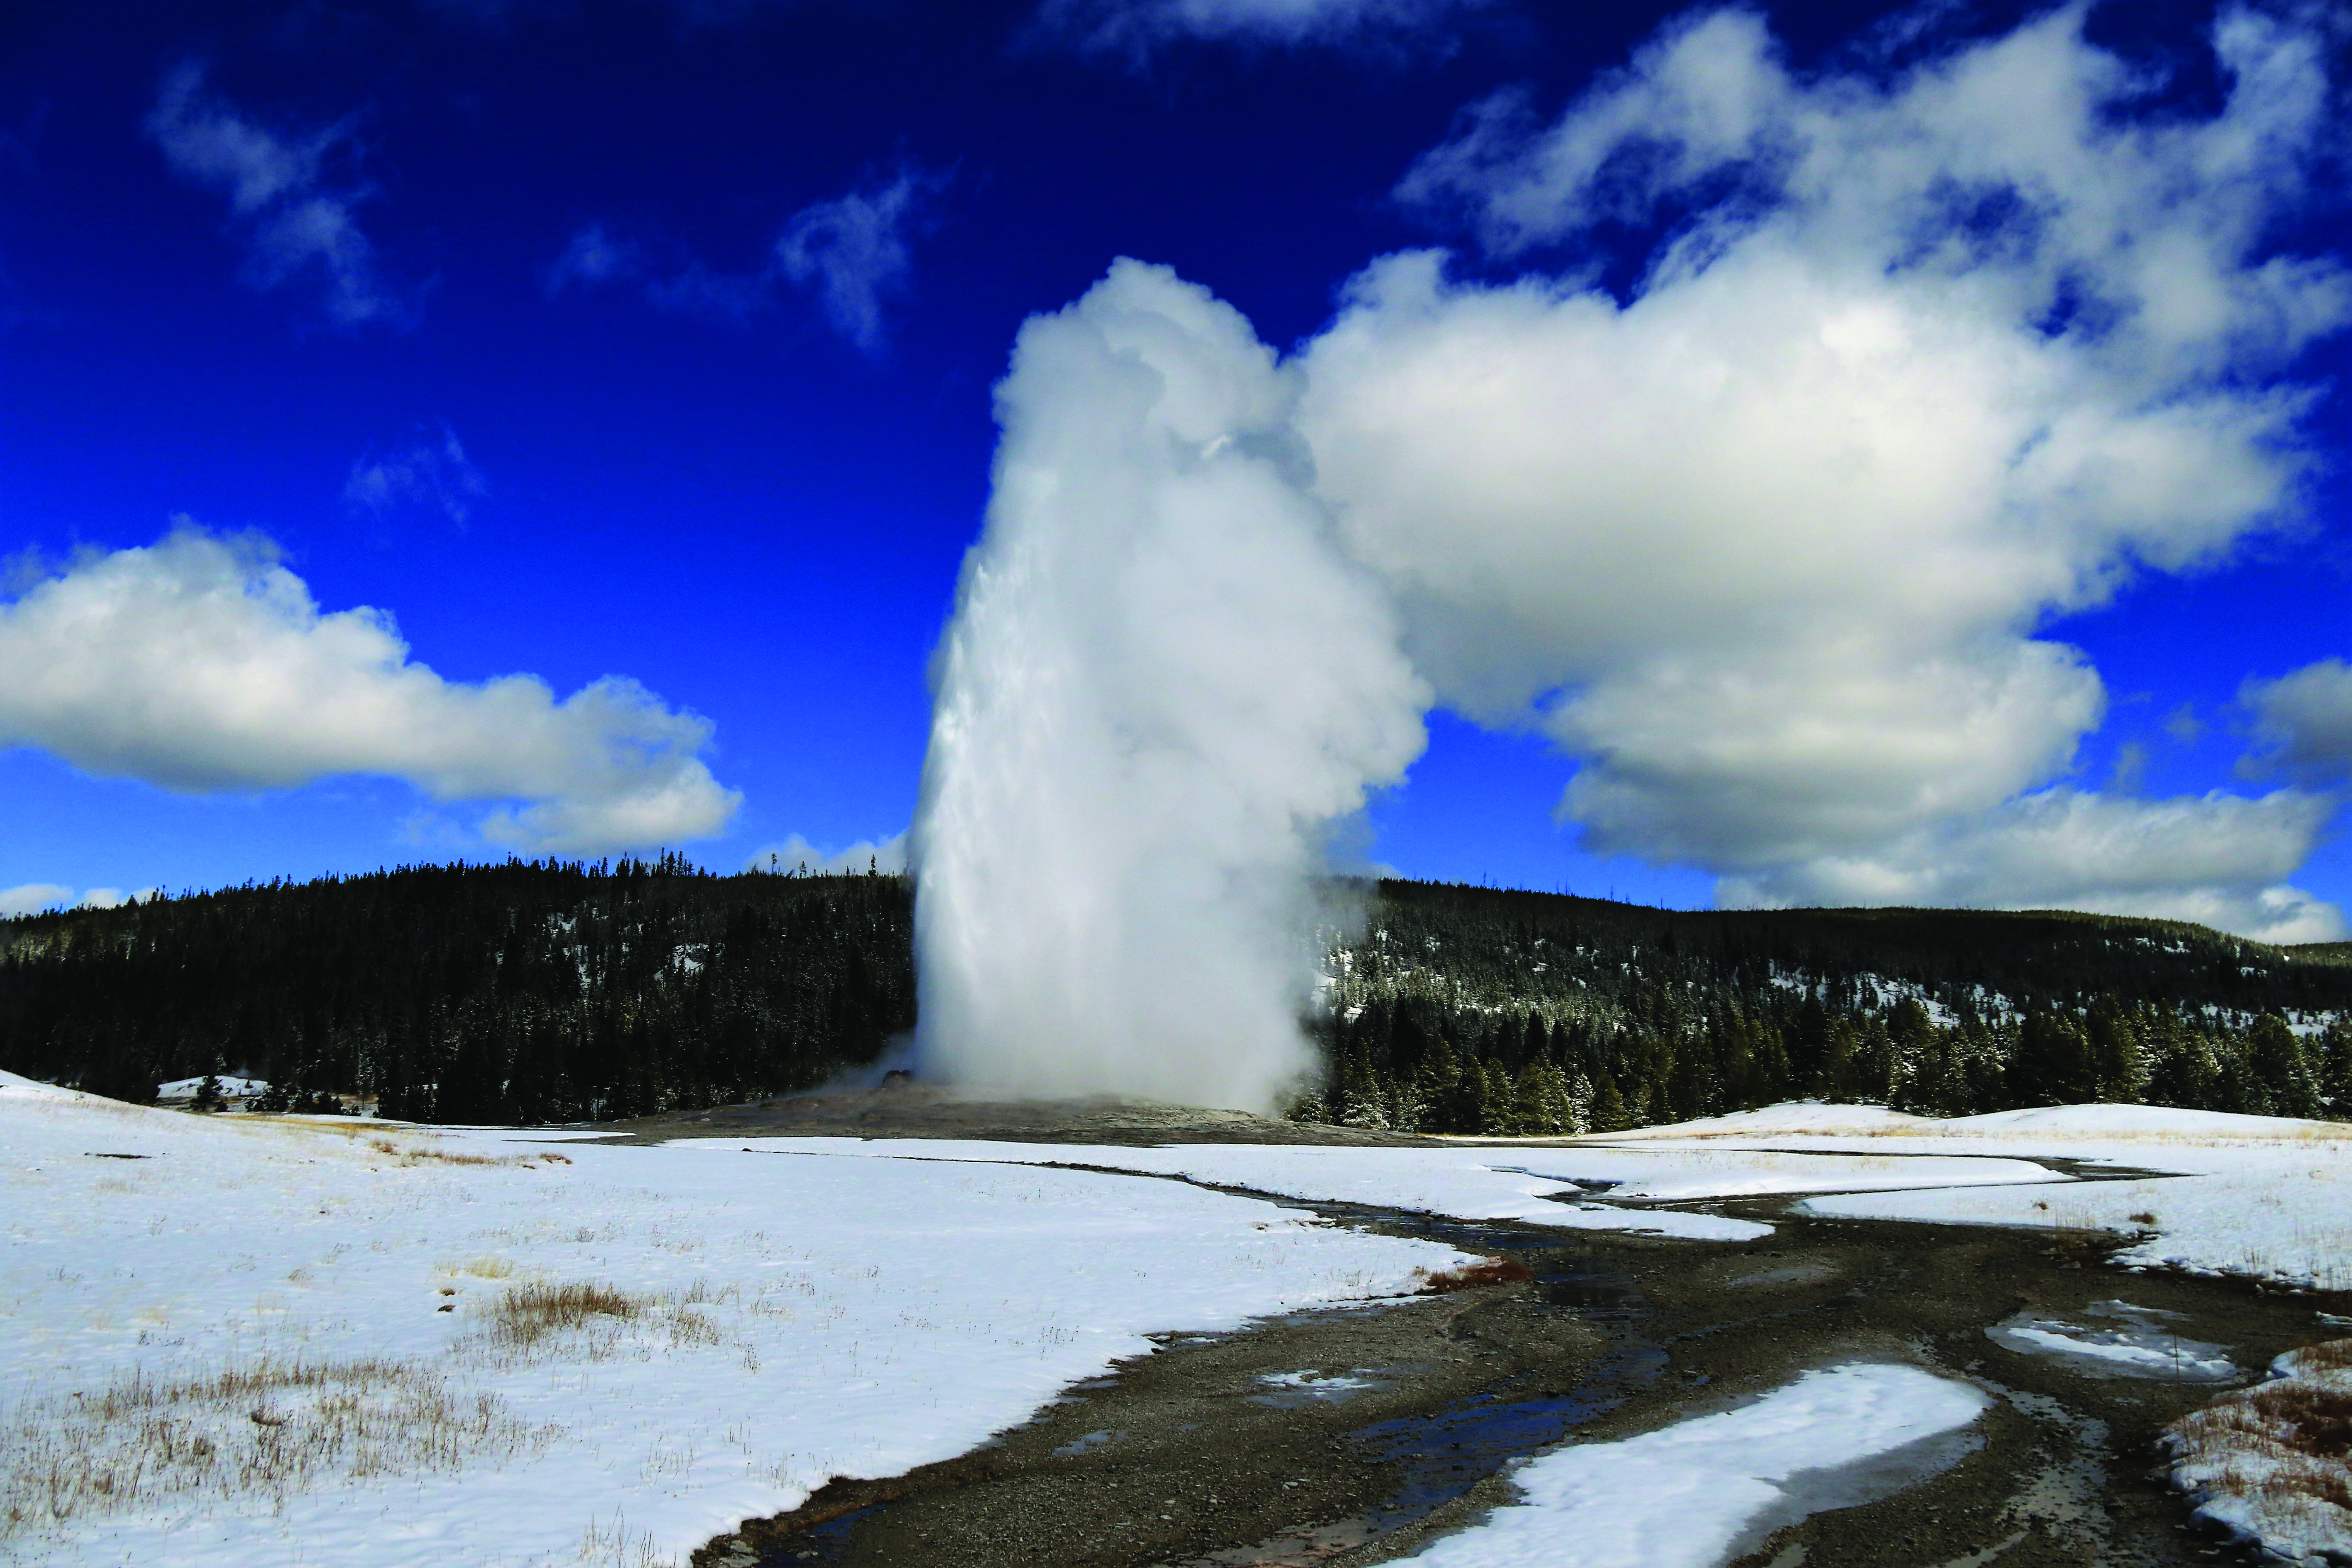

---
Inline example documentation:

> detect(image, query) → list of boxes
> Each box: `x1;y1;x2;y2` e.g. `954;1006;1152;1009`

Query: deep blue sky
1;0;2347;922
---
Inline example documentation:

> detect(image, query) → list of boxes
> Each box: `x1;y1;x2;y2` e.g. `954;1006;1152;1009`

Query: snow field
1398;1364;1991;1568
717;1138;1789;1238
1581;1102;2352;1291
0;1076;1476;1567
723;1136;2089;1242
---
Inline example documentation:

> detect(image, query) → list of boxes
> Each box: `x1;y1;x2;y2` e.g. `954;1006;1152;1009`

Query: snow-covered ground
14;1075;2351;1568
1398;1363;1990;1568
154;1075;269;1100
0;1072;1473;1567
715;1136;1776;1239
1578;1101;2352;1291
718;1136;2074;1243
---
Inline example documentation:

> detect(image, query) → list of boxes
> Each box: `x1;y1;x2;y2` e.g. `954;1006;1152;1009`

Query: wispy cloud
343;423;489;527
146;64;412;330
544;221;643;295
0;527;739;855
554;165;949;353
1029;0;1488;63
772;169;941;353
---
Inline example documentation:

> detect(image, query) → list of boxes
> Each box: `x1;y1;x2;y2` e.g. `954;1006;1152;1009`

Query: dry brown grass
466;1280;739;1366
2165;1338;2352;1540
1418;1256;1534;1293
0;1356;550;1535
361;1135;527;1169
486;1281;647;1348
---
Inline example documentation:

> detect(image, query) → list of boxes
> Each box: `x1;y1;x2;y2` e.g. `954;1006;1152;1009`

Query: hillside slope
1313;882;2352;1133
0;857;913;1120
4;867;2345;1127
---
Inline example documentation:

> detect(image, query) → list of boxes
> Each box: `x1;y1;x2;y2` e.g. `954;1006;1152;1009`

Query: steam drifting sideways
914;264;1428;1111
916;5;2352;1106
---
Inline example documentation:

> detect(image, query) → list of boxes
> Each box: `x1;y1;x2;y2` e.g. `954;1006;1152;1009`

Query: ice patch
1250;1369;1389;1407
1986;1302;2238;1382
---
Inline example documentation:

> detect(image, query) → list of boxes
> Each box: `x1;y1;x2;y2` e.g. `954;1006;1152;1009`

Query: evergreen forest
0;856;914;1122
5;864;2350;1130
1308;882;2352;1134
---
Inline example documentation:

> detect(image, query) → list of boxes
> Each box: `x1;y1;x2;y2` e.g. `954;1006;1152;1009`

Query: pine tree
1589;1070;1629;1133
2088;1004;2148;1103
1336;1044;1391;1130
1415;1036;1464;1131
1818;1020;1858;1101
2248;1014;2318;1119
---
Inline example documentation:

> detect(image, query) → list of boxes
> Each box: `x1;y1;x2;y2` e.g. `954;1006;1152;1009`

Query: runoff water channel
681;1154;2352;1568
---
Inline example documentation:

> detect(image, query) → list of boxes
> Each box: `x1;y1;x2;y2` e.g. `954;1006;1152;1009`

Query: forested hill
0;857;914;1121
3;865;2348;1129
1313;882;2352;1133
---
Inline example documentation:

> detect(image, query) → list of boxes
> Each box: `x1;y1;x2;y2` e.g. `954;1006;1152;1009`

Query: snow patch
1986;1303;2238;1382
1397;1363;1990;1567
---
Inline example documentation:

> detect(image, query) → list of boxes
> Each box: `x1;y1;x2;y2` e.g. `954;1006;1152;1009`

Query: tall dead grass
475;1281;727;1360
2164;1336;2352;1551
0;1356;550;1536
488;1282;646;1348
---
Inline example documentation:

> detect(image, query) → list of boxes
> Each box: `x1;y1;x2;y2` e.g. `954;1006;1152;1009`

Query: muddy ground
606;1077;1426;1147
620;1090;2348;1568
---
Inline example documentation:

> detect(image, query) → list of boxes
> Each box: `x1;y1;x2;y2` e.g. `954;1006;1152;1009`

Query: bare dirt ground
611;1088;2346;1568
603;1076;1426;1148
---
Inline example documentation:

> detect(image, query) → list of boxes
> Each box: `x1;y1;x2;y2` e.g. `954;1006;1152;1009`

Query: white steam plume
913;260;1428;1111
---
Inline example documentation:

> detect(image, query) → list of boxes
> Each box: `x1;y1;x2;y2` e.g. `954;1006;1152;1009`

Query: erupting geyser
911;261;1428;1112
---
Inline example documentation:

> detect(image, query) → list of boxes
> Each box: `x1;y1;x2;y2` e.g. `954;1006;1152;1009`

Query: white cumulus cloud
0;885;157;919
147;64;409;330
1286;3;2348;936
747;832;908;876
2245;659;2352;780
0;529;738;855
0;884;72;919
1718;789;2343;944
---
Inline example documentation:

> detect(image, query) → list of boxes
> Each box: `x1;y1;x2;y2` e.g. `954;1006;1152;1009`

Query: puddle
1181;1227;1669;1565
1987;1301;2238;1382
1050;1428;1119;1458
1995;1386;2113;1552
1248;1369;1394;1408
778;1504;878;1564
1721;1423;1988;1562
